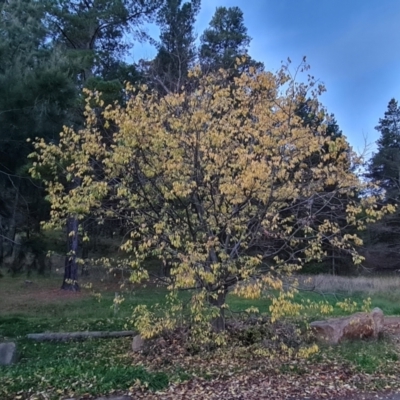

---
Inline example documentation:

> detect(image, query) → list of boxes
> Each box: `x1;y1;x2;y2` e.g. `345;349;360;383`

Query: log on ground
26;331;137;341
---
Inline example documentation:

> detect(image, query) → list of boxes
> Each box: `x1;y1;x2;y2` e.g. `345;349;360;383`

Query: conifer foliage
368;98;400;202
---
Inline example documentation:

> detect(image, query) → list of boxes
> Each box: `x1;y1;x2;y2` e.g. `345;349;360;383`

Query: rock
0;342;17;366
371;307;385;334
132;334;144;352
95;396;133;400
66;397;132;400
46;253;66;274
310;307;384;345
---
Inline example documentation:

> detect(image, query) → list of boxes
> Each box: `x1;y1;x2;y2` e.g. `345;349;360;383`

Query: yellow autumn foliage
30;64;392;339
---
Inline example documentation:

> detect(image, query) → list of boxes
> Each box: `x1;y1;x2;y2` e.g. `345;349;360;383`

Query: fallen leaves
123;327;400;400
5;320;400;399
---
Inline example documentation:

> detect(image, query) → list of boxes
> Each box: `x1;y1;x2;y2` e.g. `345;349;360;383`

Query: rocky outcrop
310;307;384;344
0;342;17;366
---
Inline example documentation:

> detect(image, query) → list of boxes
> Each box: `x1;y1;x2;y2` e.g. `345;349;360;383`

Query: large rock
132;334;144;352
310;307;384;345
0;342;17;366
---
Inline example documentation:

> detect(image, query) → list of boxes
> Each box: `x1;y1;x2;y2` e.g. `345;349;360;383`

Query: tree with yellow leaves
30;61;392;335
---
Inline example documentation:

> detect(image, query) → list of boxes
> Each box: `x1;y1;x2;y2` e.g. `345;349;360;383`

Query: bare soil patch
0;277;88;314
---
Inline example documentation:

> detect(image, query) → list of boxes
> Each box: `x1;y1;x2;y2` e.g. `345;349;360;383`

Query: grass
298;274;400;316
1;338;169;399
0;275;171;345
316;339;400;374
2;270;400;398
2;271;400;339
0;273;167;318
0;272;170;399
298;273;400;295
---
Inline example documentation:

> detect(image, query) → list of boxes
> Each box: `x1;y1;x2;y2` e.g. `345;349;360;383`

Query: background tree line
0;0;257;284
0;0;396;289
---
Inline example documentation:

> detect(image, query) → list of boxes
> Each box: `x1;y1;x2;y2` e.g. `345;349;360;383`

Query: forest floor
105;317;400;400
3;272;400;399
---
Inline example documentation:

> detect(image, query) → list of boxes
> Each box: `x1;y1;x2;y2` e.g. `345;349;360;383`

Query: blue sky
130;0;400;158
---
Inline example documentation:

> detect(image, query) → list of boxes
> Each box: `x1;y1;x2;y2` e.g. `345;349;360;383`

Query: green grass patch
0;275;172;398
3;271;400;397
226;290;372;319
0;338;169;399
0;315;133;339
366;292;400;316
319;339;399;374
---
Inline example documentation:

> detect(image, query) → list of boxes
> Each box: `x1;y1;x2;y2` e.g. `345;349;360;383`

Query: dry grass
0;275;89;315
0;267;132;317
296;273;400;295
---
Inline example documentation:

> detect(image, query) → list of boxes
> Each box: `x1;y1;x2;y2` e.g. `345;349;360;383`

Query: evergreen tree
362;99;400;272
48;0;162;84
0;0;76;266
368;98;400;202
199;6;261;73
296;96;343;140
0;0;164;287
149;0;200;94
44;0;164;290
0;0;76;173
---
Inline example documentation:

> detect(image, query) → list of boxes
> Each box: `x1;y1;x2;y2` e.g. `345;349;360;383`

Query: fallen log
26;330;137;341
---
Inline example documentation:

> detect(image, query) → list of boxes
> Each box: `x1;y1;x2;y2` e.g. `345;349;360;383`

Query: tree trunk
209;289;227;332
61;216;80;291
81;238;90;276
0;217;3;266
9;233;22;274
36;253;47;275
5;180;20;257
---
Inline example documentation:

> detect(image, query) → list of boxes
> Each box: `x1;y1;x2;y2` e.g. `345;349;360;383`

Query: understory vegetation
2;272;400;399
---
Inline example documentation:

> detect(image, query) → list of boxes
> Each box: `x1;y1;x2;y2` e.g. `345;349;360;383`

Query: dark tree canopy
1;0;379;291
0;0;76;174
368;98;400;202
0;0;164;285
362;99;400;273
149;0;200;93
48;0;162;82
199;6;252;71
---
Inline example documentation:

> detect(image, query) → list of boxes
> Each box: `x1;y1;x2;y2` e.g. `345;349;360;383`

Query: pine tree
48;0;162;84
368;98;400;202
0;0;76;266
149;0;200;94
45;0;164;290
199;6;261;73
0;0;164;287
0;0;76;171
361;99;400;272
